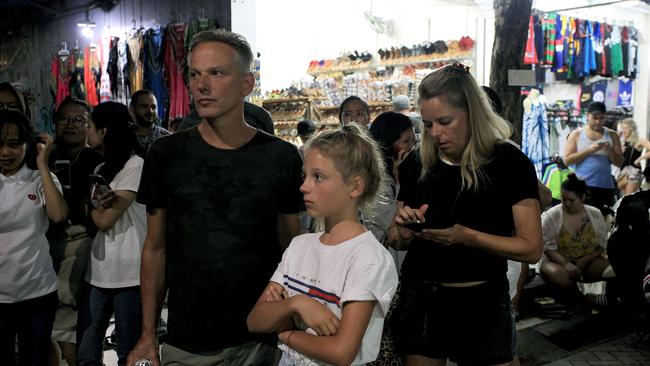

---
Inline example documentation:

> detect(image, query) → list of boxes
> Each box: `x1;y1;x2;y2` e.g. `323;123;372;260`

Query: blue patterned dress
522;102;551;178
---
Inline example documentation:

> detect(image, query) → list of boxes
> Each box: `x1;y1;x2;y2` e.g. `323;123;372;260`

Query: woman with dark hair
540;173;610;292
77;102;147;365
0;109;68;364
366;111;415;249
339;95;370;127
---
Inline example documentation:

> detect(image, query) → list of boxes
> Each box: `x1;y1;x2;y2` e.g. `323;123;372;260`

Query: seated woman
617;118;650;195
540;173;610;292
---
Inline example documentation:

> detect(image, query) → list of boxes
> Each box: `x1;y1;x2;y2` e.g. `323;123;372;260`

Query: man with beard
130;90;170;151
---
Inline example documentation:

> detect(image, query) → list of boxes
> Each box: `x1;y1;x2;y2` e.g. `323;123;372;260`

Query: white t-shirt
270;231;398;366
0;165;60;302
87;155;146;288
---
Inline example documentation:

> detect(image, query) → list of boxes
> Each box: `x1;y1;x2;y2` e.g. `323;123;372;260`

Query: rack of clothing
51;17;221;123
524;10;639;82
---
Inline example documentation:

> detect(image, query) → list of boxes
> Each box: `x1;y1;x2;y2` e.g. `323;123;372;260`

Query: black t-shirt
48;147;104;239
137;127;304;353
397;142;539;283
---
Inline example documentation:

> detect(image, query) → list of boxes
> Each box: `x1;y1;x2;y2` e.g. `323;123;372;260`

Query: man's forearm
140;244;166;338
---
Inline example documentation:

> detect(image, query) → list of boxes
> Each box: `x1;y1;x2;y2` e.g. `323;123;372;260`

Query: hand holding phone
401;219;426;232
89;174;111;208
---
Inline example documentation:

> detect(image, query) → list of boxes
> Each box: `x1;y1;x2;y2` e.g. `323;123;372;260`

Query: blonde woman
391;63;543;366
617;118;650;195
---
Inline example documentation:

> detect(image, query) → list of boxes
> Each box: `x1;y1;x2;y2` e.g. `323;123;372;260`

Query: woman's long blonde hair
418;64;512;190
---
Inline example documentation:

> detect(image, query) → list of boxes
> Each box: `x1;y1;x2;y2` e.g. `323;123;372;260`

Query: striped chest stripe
283;275;341;307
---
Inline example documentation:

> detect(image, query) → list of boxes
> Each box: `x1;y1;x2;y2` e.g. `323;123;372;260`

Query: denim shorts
390;278;513;366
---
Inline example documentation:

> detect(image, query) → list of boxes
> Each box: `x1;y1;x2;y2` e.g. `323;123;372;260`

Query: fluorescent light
77;6;96;28
77;20;96;28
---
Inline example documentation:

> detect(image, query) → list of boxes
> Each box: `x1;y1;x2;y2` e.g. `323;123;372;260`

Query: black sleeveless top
622;142;642;168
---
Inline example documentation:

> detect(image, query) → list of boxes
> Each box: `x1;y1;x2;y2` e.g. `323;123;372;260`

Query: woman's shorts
620;166;643;184
390;278;513;366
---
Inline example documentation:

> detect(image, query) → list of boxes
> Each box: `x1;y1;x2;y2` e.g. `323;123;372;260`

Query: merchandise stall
515;4;648;182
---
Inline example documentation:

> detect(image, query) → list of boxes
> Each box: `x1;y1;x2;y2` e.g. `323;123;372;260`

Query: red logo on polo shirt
28;193;37;201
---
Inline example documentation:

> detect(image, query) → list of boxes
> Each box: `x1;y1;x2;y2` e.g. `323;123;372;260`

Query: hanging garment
117;39;130;104
621;26;630;77
127;31;144;95
592;21;604;75
52;54;74;107
610;25;624;76
98;34;112;102
84;46;99;106
583;21;596;75
164;24;190;120
69;49;85;101
107;37;119;100
617;79;633;107
543;14;556;65
186;18;220;49
573;19;584;79
566;18;577;79
522;102;551;178
553;14;565;71
592;80;608;103
629;27;639;79
542;164;575;201
603;23;612;76
143;26;168;122
524;16;539;65
534;15;544;64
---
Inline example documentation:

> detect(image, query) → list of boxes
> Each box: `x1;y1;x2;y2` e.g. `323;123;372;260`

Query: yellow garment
127;32;144;94
557;220;599;261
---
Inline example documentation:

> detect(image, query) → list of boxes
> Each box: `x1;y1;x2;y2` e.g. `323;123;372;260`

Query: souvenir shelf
262;97;338;143
315;102;393;126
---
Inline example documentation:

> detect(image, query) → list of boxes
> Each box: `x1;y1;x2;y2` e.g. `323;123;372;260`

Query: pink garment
163;24;190;119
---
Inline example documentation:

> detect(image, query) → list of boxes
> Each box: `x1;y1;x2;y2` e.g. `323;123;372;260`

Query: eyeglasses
55;116;88;127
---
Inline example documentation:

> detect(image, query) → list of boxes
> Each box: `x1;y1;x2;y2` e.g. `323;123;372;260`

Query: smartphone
54;160;71;189
401;220;426;232
89;174;110;206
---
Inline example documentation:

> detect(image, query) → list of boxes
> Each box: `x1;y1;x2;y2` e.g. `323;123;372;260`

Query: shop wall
1;0;230;132
248;0;483;94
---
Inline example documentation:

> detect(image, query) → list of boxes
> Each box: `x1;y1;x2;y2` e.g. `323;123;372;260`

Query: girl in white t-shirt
247;123;399;365
0;109;68;364
76;102;147;365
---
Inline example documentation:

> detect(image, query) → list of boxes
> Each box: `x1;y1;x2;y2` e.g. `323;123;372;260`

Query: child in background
247;123;398;365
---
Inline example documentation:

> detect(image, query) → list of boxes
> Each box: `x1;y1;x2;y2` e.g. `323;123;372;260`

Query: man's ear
242;72;255;96
349;176;365;199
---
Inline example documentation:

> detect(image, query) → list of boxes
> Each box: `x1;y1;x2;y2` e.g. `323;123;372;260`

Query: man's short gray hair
188;29;254;74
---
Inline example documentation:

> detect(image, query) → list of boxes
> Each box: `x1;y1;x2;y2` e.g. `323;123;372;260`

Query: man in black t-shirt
127;30;303;364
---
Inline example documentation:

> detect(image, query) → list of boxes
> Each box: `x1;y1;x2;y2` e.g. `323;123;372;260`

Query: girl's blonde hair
418;63;512;190
304;123;386;213
619;118;639;146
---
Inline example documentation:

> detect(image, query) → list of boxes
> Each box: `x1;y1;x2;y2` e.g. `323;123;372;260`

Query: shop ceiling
0;0;120;34
1;0;649;34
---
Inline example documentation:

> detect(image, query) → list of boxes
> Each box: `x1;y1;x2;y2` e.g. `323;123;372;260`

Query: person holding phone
47;97;104;366
564;102;623;213
390;64;543;366
0;109;68;365
76;101;147;365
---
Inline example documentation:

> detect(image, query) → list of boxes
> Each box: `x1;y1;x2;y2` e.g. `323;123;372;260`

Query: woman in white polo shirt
76;102;147;365
0;109;68;364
